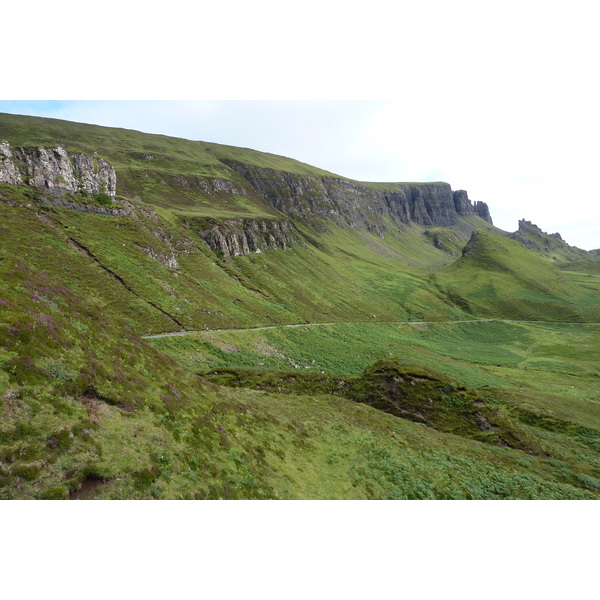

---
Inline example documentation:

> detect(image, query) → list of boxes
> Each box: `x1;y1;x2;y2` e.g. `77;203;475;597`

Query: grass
2;112;600;499
7;255;596;500
6;261;590;500
435;229;600;322
1;184;484;339
150;319;599;387
0;112;339;218
152;317;600;484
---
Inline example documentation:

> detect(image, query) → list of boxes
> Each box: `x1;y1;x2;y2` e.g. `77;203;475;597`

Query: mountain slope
1;113;599;499
434;229;600;321
0;113;493;232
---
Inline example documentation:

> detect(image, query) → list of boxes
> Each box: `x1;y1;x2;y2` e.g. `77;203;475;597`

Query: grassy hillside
0;113;339;217
1;113;599;499
3;260;598;499
2;256;598;499
434;229;600;322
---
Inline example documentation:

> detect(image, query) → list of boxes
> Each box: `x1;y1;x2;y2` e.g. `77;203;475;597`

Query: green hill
1;113;599;499
434;229;600;322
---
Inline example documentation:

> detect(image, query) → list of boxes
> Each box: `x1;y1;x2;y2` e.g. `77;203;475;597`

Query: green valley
1;113;599;499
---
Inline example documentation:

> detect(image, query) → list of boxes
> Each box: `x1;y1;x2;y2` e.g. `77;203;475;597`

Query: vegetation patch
200;358;543;453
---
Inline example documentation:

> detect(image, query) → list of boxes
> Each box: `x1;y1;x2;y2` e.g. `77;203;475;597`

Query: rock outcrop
221;160;493;232
184;216;299;258
473;200;492;223
1;137;495;241
0;141;116;199
453;189;492;223
511;220;570;253
0;141;22;185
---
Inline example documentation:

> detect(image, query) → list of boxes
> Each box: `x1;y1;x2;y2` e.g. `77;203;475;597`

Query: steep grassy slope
0;182;500;335
2;258;597;499
434;229;600;321
2;183;594;338
0;113;340;177
1;113;599;499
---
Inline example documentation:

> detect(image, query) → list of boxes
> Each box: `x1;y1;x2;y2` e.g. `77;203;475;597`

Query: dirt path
142;318;599;339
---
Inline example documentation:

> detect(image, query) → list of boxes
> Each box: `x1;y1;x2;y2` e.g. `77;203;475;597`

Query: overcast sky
2;1;598;250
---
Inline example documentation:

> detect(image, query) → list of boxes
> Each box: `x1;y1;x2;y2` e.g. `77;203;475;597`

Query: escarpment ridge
2;112;600;501
0;113;491;236
220;159;493;233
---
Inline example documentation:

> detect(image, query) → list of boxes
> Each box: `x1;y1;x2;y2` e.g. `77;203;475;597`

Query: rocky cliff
453;190;493;223
221;160;492;233
184;216;299;258
0;141;116;199
0;135;494;247
511;219;570;252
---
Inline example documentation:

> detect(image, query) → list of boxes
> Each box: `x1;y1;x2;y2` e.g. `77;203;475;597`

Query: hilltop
1;113;599;500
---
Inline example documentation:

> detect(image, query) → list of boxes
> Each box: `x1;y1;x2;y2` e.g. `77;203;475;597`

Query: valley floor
142;317;600;338
135;319;600;499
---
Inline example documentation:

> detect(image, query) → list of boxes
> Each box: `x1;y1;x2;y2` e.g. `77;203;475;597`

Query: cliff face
221;160;492;232
453;190;493;224
0;141;116;198
184;217;299;258
1;137;495;255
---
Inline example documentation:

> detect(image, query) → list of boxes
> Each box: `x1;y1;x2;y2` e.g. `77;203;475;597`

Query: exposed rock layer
1;139;495;243
453;190;493;223
185;216;299;258
0;141;116;198
221;160;493;232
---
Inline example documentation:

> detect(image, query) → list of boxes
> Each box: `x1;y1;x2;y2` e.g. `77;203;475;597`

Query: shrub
95;192;112;206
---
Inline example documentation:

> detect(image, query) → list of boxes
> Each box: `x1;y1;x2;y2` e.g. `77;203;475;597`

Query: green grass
150;319;599;387
149;318;600;497
4;257;594;499
2;113;600;499
0;184;475;337
0;112;339;219
435;229;600;322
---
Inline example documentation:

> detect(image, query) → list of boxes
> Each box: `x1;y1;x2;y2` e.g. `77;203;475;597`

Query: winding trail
142;318;599;339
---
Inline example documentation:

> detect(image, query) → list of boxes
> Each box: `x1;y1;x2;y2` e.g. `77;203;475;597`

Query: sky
2;1;599;253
